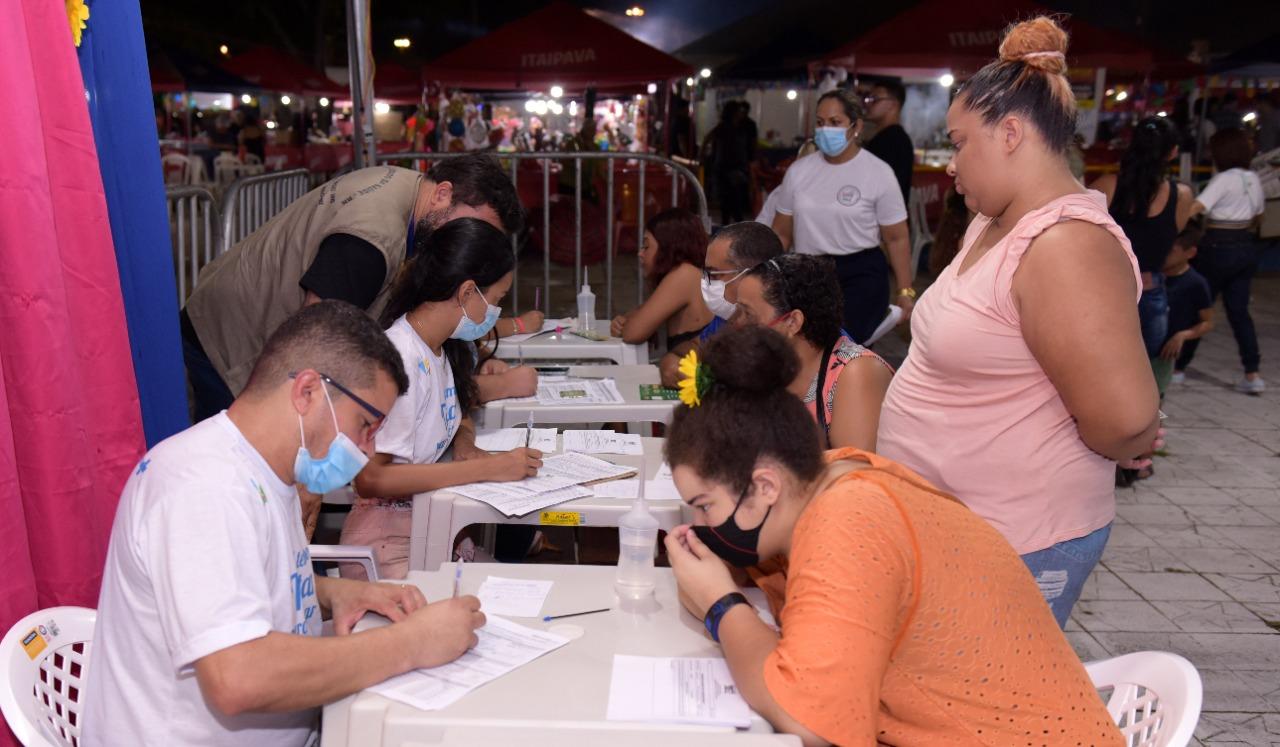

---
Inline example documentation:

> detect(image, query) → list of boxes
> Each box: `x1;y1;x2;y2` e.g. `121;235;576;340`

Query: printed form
371;615;570;711
606;655;752;728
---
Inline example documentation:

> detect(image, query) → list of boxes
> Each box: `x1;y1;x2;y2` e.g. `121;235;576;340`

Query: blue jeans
1138;279;1169;360
1020;523;1112;629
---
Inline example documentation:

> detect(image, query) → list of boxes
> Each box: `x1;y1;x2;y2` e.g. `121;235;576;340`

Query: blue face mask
814;126;852;157
450;286;501;341
294;384;369;494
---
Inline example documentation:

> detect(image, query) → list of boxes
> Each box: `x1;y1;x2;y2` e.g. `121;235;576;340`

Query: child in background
1160;225;1215;392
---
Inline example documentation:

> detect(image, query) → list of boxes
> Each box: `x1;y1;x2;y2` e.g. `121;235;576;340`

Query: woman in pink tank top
877;17;1161;628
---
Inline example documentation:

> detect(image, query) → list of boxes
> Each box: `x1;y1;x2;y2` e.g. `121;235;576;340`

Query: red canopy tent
819;0;1155;79
375;61;426;104
420;0;691;90
223;47;348;97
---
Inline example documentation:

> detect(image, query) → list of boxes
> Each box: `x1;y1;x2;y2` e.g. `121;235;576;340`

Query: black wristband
703;592;749;643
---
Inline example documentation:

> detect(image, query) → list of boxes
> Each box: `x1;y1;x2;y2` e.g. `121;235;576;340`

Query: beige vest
185;166;423;393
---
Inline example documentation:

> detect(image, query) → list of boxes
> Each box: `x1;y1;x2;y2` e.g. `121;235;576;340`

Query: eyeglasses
702;266;750;285
289;371;386;436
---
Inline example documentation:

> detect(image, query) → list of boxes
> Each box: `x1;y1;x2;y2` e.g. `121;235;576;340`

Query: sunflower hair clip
676;349;714;407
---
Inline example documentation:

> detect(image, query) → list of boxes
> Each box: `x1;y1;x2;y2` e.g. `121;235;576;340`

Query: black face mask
692;485;772;567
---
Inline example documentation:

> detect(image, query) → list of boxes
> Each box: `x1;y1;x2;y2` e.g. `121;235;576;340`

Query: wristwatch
703;592;750;643
897;287;918;300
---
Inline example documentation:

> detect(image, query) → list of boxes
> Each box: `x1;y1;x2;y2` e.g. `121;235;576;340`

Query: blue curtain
76;0;189;445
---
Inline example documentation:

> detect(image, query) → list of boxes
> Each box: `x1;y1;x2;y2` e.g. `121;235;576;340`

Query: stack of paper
502;318;572;344
606;655;752;727
562;429;644;455
451;452;637;516
473;428;558;453
371;616;570;711
645;462;683;501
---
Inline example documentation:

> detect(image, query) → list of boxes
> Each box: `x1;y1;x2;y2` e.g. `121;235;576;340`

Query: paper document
644;462;683;501
476;576;554;617
371;616;570;711
473;428;558;453
606;655;752;728
562;429;644;455
593;478;640;499
534;378;625;406
539;452;636;483
450;479;592;517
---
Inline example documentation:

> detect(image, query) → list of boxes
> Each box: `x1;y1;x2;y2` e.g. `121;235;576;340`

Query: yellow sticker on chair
539;511;581;526
21;629;46;660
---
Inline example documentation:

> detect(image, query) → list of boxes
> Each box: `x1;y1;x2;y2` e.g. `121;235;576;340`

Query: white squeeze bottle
615;485;659;600
576;282;596;333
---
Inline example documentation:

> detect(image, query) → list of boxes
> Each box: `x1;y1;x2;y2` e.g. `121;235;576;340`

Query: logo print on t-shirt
250;478;268;505
836;185;861;206
418;358;430;375
134;458;150;475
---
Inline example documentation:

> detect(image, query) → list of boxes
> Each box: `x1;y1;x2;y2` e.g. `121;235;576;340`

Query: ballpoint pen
452;557;463;598
525;411;534;448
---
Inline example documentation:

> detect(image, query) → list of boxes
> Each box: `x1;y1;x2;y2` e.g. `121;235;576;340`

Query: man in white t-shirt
82;301;486;747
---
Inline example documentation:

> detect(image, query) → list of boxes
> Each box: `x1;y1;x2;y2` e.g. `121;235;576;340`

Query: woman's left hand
1118;426;1166;470
478;358;510;375
896;293;915;325
518;310;545;332
664;525;738;620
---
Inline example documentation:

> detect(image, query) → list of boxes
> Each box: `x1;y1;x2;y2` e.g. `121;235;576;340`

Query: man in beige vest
182;154;523;421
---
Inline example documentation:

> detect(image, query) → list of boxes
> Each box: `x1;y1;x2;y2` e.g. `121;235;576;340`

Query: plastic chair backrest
162;152;190;185
214;152;242;185
1084;652;1202;747
0;607;97;747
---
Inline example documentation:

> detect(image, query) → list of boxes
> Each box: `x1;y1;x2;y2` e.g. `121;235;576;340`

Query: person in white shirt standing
1184;128;1267;392
771;89;912;344
83;301;485;747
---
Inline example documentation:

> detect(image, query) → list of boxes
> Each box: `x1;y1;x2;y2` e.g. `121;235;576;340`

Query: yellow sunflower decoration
66;0;90;47
676;349;713;407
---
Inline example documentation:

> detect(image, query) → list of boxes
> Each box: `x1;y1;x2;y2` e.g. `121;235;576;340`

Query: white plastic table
475;365;678;430
319;564;799;747
408;436;688;572
494;320;647;365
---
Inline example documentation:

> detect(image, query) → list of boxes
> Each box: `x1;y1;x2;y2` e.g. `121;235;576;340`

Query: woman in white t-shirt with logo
771;89;913;344
1183;128;1267;392
339;218;543;579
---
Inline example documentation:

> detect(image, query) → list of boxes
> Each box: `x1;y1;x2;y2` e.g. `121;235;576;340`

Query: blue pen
452;558;463;598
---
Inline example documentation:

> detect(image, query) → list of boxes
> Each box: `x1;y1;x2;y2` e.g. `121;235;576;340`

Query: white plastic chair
161;152;191;186
1085;652;1202;747
310;544;380;581
907;187;933;282
241;153;265;176
213;152;243;186
0;606;96;747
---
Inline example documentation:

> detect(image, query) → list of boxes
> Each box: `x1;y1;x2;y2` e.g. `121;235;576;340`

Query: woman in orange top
664;325;1121;747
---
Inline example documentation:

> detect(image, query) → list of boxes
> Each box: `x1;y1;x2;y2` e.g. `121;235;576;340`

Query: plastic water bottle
576;282;596;333
615;494;659;600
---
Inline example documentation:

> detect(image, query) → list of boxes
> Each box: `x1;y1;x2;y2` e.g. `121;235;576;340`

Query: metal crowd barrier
377;151;709;318
164;185;218;302
218;169;311;255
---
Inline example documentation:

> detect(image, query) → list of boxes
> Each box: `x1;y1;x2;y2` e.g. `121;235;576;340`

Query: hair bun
700;325;798;396
998;16;1069;74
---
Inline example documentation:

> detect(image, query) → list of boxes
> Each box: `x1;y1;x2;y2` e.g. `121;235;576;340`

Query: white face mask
700;276;738;320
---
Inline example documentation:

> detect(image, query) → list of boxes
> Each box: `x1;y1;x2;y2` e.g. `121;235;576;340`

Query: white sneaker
1170;371;1186;385
1235;376;1266;394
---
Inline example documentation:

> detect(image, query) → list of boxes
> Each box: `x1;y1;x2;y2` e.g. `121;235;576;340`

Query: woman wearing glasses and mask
662;325;1122;746
771;89;913;344
338;218;544;579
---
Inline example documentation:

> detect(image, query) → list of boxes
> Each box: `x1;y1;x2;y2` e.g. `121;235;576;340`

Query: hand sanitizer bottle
615;490;658;600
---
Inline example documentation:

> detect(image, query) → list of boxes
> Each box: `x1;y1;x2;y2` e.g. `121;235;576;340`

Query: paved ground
1055;276;1280;746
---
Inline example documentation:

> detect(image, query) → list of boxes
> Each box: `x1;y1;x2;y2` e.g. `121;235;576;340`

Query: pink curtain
0;3;146;741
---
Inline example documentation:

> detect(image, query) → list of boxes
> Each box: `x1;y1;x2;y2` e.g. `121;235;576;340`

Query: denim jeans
1020;523;1112;629
1137;279;1170;360
1191;228;1261;373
